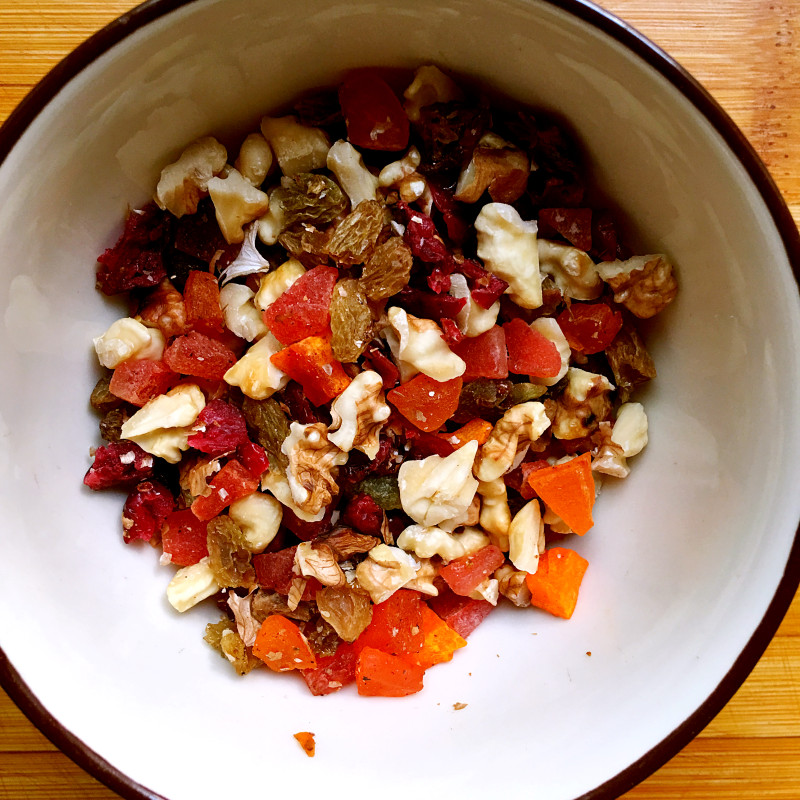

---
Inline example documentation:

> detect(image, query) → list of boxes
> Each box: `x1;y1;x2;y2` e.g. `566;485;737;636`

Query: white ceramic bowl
1;1;799;799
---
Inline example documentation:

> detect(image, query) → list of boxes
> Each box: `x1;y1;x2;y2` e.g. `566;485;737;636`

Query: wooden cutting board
0;1;798;798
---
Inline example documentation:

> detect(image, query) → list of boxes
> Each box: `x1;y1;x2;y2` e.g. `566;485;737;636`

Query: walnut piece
260;115;330;177
508;499;544;574
398;439;479;527
551;368;614;440
403;64;464;122
455;133;530;204
137;279;187;338
597;254;678;318
207;167;271;244
295;542;346;587
155;136;227;217
327;139;380;207
495;563;532;607
474;402;551;482
328;370;391;459
478;478;512;550
282;422;348;516
448;273;500;338
591;421;630;479
610;402;649;457
226;590;261;647
223;332;289;400
354;544;418;604
396;524;489;562
538;239;603;300
234;132;273;186
403;557;439;596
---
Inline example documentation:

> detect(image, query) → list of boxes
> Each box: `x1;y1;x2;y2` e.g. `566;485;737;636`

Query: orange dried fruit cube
525;547;589;619
387;374;462;433
408;605;467;670
355;647;424;697
526;452;595;535
253;614;318;672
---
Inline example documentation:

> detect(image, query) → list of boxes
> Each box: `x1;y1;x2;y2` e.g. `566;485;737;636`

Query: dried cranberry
428;182;469;245
440;318;464;347
362;343;400;390
279;381;327;425
282;504;334;542
173;198;228;262
236;441;270;479
187;399;250;456
396;287;466;321
121;480;174;543
96;204;170;295
83;441;155;490
538;208;593;252
339;438;398;492
342;493;383;537
589;209;618;262
396;202;449;263
457;258;509;310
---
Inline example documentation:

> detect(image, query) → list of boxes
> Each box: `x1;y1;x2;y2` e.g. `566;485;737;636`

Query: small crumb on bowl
294;731;316;757
453;702;468;711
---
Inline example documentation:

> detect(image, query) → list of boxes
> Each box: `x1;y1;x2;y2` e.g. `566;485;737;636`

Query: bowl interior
1;1;799;799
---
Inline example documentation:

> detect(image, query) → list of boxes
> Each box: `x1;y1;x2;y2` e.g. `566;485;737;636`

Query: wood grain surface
1;1;798;798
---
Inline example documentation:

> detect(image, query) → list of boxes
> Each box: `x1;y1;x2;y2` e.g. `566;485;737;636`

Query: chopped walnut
611;402;649;456
327;139;380;206
179;453;222;498
398;439;479;527
234;132;273;186
508;499;544;574
474;402;551;482
396;523;489;562
354;544;418;604
478;478;512;551
155;136;227;217
495;563;532;608
438;494;481;532
469;577;500;606
597;254;678;318
226;590;261;647
378;146;429;204
538;239;603;300
207;167;271;244
282;422;348;516
260;115;330;177
137;279;187;338
295;541;346;587
454;133;530;204
403;64;464;121
448;273;500;338
328;371;391;459
591;421;630;478
261;468;324;523
551;368;614;440
403;557;439;596
286;576;308;611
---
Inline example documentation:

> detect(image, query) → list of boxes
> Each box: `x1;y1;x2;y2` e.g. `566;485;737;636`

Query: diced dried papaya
355;647;424;697
526;452;595;535
408;605;467;670
439;545;505;597
440;418;494;449
270;336;351;406
450;326;508;382
161;508;209;566
556;302;623;355
427;590;494;639
263;265;338;345
339;70;409;152
163;331;237;381
184;270;224;335
503;318;562;377
190;459;259;521
253;614;318;672
301;641;359;696
293;731;316;757
387;374;462;433
109;359;178;407
354;590;424;658
524;547;589;619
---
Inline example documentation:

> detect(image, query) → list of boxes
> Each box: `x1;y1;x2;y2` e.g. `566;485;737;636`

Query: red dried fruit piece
161;508;210;566
503;318;562;377
450;326;508;382
387;375;462;433
163;331;237;381
263;266;338;345
279;380;325;425
236;441;270;479
187;399;250;456
355;590;424;658
341;493;384;537
190;459;259;521
121;480;174;543
457;258;509;310
396;202;448;263
394;415;456;459
427;591;494;638
504;459;548;501
339;70;409;152
538;207;593;252
440;318;464;347
109;359;177;407
362;342;400;389
270;336;351;406
83;441;155;490
428;181;469;245
184;270;224;336
556;302;623;355
396;287;466;321
439;545;505;597
96;204;169;295
301;640;359;696
281;504;334;542
356;647;424;697
173;199;228;263
253;546;297;594
590;210;618;262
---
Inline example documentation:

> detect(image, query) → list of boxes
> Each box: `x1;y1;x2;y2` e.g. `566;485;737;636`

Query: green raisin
503;382;548;407
207;516;256;589
452;379;513;424
99;407;129;442
90;373;124;413
203;617;261;676
358;475;402;511
241;396;290;476
326;200;385;266
360;236;413;301
330;279;373;363
280;173;347;228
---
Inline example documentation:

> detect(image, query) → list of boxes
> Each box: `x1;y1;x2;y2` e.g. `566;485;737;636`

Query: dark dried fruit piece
396;202;448;263
99;407;129;442
90;374;124;414
358;476;402;511
360;236;413;301
330;279;373;363
452;379;513;424
326;200;385;266
83;441;155;490
121;480;174;543
187;399;250;456
341;493;384;536
316;586;373;642
204;617;261;676
206;515;256;589
604;321;657;403
281;173;348;227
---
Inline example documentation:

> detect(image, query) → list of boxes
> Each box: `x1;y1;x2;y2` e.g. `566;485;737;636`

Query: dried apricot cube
355;589;424;658
253;614;318;672
184;270;224;335
387;375;462;433
525;547;589;619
